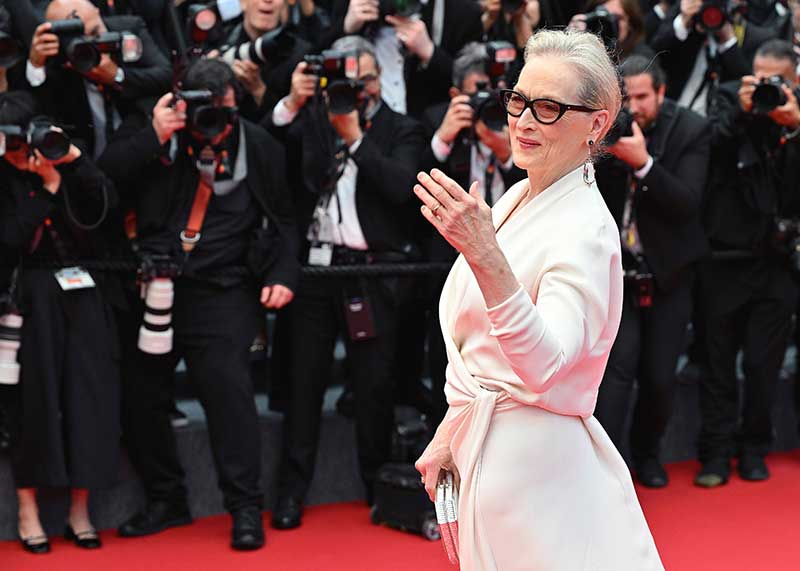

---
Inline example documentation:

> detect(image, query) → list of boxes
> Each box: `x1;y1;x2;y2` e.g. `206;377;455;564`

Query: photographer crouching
97;58;299;550
0;91;120;553
593;55;710;488
265;35;425;529
695;39;800;488
420;41;526;426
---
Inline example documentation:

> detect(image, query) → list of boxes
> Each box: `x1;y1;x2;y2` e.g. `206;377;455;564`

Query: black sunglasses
500;89;601;125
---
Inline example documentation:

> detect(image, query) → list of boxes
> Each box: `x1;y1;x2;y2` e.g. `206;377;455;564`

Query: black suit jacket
25;15;171;158
650;6;783;101
420;101;526;263
266;100;426;256
97;115;301;291
596;99;711;292
324;0;483;118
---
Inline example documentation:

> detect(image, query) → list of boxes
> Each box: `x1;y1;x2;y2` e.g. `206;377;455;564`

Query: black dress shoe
231;506;265;551
694;457;731;488
738;455;770;481
65;525;102;549
19;535;50;554
272;497;303;530
118;501;192;537
635;458;669;488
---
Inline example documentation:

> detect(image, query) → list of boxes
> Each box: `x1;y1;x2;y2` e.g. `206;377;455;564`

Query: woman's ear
590;109;611;142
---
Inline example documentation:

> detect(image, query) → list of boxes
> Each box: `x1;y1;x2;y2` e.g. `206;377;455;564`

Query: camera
49;18;143;74
304;50;364;115
751;75;787;114
501;0;526;13
0;31;23;69
137;255;181;355
0;118;72;160
584;6;619;48
186;0;242;45
468;42;517;132
174;89;238;141
605;106;635;146
219;25;296;66
379;0;423;17
0;296;22;386
695;0;740;32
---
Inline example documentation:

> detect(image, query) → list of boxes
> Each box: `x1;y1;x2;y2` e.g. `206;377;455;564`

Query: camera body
605;107;635;146
584;6;619;48
220;25;295;67
468;42;517;132
695;0;740;32
751;75;788;114
186;0;242;46
379;0;423;18
0;118;71;160
303;50;365;115
174;89;238;141
49;18;143;74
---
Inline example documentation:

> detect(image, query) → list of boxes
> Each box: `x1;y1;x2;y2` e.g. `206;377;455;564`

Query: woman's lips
517;137;540;150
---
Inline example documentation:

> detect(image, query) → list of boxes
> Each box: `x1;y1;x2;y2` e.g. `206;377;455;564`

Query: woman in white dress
413;29;665;570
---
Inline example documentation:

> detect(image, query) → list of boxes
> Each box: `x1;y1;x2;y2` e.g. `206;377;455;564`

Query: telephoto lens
0;312;22;385
28;120;71;160
220;26;294;66
697;0;728;32
138;278;174;355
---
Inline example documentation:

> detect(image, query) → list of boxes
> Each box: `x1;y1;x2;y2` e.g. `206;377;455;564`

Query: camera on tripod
137;254;181;355
48;18;143;74
751;75;788;114
174;89;238;141
584;6;619;48
0;118;71;160
219;25;296;67
186;0;242;46
468;41;517;132
303;50;365;115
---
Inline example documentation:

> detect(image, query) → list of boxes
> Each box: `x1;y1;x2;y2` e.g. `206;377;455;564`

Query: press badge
307;201;336;267
308;242;333;266
54;267;96;290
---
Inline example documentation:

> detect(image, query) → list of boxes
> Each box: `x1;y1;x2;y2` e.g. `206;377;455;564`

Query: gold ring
431;203;441;215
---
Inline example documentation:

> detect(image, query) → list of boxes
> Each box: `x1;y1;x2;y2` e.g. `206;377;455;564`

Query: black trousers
122;280;263;513
11;270;121;489
427;274;450;429
595;272;693;464
277;276;398;501
696;259;798;462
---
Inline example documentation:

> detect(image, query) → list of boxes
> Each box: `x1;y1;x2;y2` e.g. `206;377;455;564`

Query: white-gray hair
523;29;622;146
331;35;378;67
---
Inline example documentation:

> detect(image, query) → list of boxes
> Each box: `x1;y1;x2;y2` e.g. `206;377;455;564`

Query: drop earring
583;160;595;185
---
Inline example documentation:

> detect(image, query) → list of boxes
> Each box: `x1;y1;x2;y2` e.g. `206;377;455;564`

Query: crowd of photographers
0;0;799;555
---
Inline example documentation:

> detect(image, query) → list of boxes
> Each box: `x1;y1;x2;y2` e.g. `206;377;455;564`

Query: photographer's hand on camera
286;61;317;114
474;120;512;164
386;15;435;64
29;22;58;69
609;121;651;171
680;0;703;29
260;283;294;309
152;93;187;146
435;95;474;146
81;54;120;86
480;0;502;31
767;85;800;129
738;75;757;113
329;109;363;147
233;60;267;107
567;13;588;33
344;0;380;34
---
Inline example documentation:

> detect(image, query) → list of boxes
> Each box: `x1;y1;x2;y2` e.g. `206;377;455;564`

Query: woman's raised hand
414;169;497;262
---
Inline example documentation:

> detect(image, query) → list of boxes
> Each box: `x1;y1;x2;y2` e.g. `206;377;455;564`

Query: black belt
332;246;409;266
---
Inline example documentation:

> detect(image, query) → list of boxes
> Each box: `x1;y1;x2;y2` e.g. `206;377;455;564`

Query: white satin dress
437;164;665;570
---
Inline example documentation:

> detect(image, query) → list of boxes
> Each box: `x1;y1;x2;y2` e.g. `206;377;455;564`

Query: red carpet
3;451;800;571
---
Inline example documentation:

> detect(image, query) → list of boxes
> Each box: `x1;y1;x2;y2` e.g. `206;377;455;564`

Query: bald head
46;0;106;35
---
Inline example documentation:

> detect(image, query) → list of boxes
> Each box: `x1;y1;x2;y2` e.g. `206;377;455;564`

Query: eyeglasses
360;74;379;85
500;89;601;125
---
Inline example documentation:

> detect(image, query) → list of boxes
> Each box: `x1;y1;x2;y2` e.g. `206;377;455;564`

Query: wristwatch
114;67;125;85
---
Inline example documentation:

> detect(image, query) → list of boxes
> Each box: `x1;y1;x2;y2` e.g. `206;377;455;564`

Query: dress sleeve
485;223;619;393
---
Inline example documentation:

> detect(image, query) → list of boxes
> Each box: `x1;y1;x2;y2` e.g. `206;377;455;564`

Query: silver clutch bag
435;471;460;566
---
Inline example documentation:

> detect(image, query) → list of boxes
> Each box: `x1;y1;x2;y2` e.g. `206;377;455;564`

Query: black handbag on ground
370;463;440;541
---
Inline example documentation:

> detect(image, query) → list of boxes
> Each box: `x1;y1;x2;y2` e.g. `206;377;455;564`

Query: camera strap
180;146;218;253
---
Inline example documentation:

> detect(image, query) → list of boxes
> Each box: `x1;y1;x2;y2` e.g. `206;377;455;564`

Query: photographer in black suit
23;0;171;159
324;0;483;117
419;41;525;425
593;55;710;488
696;39;800;488
265;35;425;529
98;58;299;550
